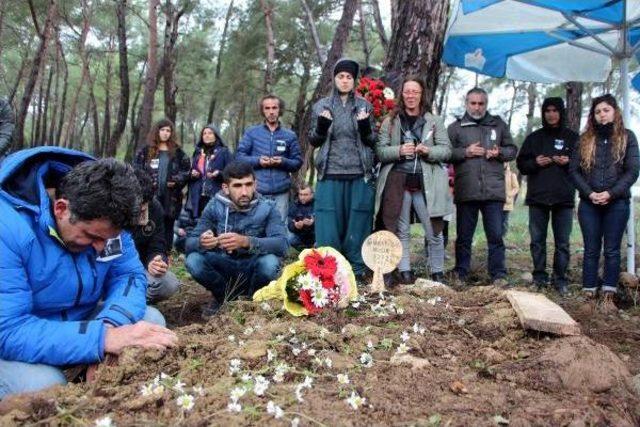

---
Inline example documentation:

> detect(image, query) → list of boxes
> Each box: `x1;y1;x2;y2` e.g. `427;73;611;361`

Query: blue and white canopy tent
443;0;640;272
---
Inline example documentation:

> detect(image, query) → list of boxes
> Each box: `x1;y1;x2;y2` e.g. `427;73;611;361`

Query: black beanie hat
333;58;359;79
541;97;566;128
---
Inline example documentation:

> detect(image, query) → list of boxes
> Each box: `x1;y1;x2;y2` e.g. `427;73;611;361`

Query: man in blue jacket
236;94;302;221
185;161;288;317
0;147;178;398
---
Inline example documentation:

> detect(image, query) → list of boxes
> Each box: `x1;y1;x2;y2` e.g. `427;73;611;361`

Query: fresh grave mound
1;285;639;426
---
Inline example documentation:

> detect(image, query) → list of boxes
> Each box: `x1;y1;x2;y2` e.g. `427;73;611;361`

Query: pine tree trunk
14;0;57;150
300;0;324;66
524;82;537;138
357;0;370;69
259;0;275;93
105;0;130;158
207;0;234;123
55;38;68;146
565;81;583;133
370;0;388;52
135;0;160;152
41;63;54;145
383;0;449;109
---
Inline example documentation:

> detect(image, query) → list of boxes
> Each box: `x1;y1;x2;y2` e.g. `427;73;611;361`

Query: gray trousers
397;190;445;274
146;270;181;303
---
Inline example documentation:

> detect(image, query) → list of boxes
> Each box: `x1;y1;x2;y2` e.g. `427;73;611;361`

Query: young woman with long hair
134;118;191;252
569;94;639;311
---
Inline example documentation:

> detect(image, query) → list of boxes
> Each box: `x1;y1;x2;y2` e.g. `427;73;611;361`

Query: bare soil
1;269;639;427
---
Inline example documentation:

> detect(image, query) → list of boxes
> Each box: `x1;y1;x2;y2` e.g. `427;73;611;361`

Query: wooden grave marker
361;230;402;293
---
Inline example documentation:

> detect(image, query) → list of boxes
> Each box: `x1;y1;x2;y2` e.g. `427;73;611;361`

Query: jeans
0;307;165;399
528;205;573;286
146;270;181;303
185;251;281;301
454;201;506;280
397;190;444;274
502;211;510;238
577;198;630;293
263;192;289;222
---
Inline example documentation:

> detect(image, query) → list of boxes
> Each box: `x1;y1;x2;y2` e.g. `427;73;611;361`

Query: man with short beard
185;161;288;317
237;95;302;221
448;87;518;286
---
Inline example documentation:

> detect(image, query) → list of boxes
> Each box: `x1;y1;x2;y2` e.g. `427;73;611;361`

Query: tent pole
622;56;635;274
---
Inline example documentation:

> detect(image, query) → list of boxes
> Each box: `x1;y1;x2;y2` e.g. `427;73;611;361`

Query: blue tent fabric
444;0;640;89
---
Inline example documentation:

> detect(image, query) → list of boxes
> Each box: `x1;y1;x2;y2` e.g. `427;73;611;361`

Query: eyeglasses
402;90;422;96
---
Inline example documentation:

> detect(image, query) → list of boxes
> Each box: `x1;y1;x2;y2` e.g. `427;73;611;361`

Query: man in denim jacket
185;161;288;317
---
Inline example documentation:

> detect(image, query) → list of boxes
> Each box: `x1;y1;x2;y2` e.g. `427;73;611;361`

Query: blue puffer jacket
0;147;147;366
185;191;288;257
236;123;302;195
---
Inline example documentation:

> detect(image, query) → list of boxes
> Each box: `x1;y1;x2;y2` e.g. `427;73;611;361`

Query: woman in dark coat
134;118;191;251
569;94;639;312
187;123;232;217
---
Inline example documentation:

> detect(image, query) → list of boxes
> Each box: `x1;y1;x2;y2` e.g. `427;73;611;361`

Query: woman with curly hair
134;118;191;252
569;94;639;311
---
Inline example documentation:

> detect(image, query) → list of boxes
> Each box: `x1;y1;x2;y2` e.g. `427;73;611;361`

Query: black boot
399;270;415;285
431;271;445;284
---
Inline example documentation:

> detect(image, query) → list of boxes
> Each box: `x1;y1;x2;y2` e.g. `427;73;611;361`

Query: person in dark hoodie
133;168;181;303
134;118;191;252
0;147;177;398
569;94;639;312
516;97;578;294
308;58;376;280
188;123;232;217
185;161;288;317
448;87;518;287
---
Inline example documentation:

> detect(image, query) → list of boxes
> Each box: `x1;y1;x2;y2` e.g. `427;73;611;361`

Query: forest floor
1;201;640;426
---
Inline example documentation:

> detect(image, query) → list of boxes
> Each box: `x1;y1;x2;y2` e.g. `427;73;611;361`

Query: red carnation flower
384;99;395;109
376;80;385;90
303;250;338;281
299;289;323;315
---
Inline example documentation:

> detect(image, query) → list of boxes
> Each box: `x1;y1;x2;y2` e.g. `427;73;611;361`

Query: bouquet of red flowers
253;247;357;316
356;77;396;124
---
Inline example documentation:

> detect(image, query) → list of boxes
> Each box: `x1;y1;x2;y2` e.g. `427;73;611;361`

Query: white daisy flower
230;386;247;401
228;334;236;342
291;347;302;356
311;287;329;308
229;359;242;375
346;391;366;410
396;343;410;354
307;348;317;356
383;87;395;100
152;384;165;396
253;375;270;396
241;373;252;382
360;352;373;368
289;327;296;335
140;383;154;396
367;340;374;350
400;331;410;342
301;376;314;389
95;416;114;427
266;401;284;419
267;349;277;362
291;417;300;427
294;384;305;402
324;358;333;368
243;326;254;336
176;394;195;411
260;302;271;311
336;373;350;384
227;401;242;412
193;385;205;396
173;380;186;393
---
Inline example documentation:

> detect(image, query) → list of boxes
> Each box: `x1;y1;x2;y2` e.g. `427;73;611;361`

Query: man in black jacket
517;98;578;295
133;169;181;303
448;87;518;286
0;98;15;159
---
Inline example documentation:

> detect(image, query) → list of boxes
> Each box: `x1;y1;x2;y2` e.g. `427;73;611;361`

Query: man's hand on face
104;321;178;355
485;145;500;159
552;155;569;165
536;155;553;167
148;255;168;277
465;142;486;158
199;229;218;250
217;233;250;252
